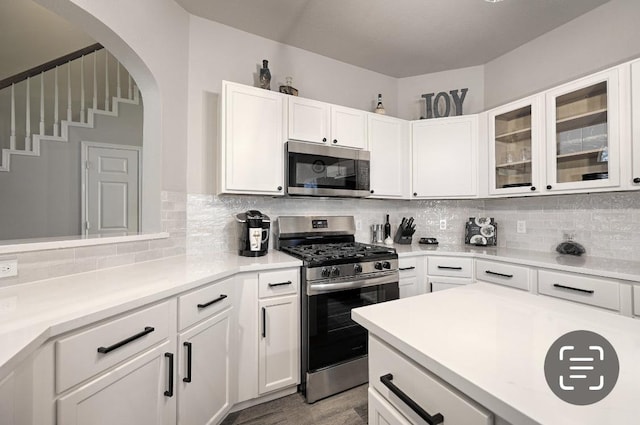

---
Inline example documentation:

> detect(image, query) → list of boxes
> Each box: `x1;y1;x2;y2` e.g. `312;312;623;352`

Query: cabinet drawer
427;256;472;278
258;268;299;298
538;270;620;311
370;336;492;425
56;301;172;393
475;260;530;291
634;286;640;317
429;276;472;293
398;257;417;275
178;277;234;330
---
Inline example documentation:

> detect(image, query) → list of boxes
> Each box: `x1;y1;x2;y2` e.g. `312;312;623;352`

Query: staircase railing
0;43;138;155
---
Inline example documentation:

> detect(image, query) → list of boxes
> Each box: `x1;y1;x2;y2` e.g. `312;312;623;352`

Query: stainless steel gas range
276;215;399;403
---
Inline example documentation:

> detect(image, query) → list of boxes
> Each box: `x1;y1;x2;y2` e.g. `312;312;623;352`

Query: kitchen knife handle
553;283;594;294
380;374;444;425
485;270;513;278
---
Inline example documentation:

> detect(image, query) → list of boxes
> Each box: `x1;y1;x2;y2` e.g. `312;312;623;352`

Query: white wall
186;16;399;195
397;65;485;120
484;0;640;109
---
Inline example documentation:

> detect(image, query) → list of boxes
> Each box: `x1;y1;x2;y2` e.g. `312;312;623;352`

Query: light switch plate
517;220;527;234
0;259;18;278
439;219;447;230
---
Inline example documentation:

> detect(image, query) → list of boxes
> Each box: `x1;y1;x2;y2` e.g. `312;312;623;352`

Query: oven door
287;141;370;197
305;280;399;373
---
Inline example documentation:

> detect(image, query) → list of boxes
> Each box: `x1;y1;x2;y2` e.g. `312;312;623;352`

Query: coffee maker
235;210;270;257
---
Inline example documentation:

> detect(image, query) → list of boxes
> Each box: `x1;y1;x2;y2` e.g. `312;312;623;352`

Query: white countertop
352;283;640;425
390;243;640;282
0;251;301;379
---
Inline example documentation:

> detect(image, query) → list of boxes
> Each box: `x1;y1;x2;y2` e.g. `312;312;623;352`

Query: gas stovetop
280;242;397;267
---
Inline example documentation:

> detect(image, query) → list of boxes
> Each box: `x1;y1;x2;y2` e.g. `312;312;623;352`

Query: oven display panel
312;220;328;229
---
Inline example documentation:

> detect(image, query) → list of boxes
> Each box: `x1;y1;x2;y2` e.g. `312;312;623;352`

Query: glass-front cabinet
488;96;542;195
545;69;620;191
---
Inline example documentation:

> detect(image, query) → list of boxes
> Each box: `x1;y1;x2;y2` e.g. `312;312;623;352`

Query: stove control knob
321;268;331;278
374;262;383;270
382;261;391;270
330;267;340;277
353;264;363;274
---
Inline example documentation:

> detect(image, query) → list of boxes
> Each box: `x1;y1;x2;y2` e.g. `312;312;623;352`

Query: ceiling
175;0;610;78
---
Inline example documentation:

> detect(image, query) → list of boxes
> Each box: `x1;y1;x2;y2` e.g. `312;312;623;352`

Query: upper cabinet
288;97;367;149
411;115;478;199
630;60;640;189
368;114;410;198
219;81;286;196
544;69;620;192
487;96;543;196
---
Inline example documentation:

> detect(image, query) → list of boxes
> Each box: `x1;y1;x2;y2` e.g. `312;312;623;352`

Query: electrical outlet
439;219;447;230
0;259;18;278
355;220;362;231
517;220;527;234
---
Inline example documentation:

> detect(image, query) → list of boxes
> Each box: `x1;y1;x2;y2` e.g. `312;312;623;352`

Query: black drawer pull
380;374;444;425
485;270;513;278
553;283;594;294
197;294;227;309
183;342;193;383
164;352;174;397
268;281;292;287
97;326;155;354
437;266;462;270
399;266;416;271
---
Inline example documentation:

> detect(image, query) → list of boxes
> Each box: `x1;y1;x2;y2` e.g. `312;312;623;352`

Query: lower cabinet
368;387;412;425
429;276;471;292
398;257;421;298
258;294;300;394
178;308;232;425
57;340;176;425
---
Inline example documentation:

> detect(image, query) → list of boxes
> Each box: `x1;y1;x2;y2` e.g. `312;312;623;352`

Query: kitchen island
352;282;640;425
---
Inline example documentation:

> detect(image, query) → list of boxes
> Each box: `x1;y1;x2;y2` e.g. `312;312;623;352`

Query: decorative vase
279;76;299;96
259;59;271;90
375;93;386;114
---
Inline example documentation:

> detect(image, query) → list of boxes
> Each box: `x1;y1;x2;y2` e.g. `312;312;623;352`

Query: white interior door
82;142;141;235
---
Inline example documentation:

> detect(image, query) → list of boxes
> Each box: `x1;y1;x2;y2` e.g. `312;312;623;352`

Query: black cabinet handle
262;307;267;338
530;186;536;191
437;266;462;270
197;294;227;309
485;270;513;278
277;186;283;191
553;283;594;294
413;192;418;196
268;280;292;287
399;266;416;271
380;374;443;425
333;139;338;144
322;137;327;142
97;326;154;354
546;185;552;190
183;342;192;383
370;189;375;194
164;352;174;397
633;177;640;184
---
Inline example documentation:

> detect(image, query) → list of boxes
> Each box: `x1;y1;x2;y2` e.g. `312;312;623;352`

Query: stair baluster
25;77;31;151
67;62;72;122
53;67;59;137
80;56;86;123
10;84;16;151
92;53;98;110
104;50;110;111
39;73;45;136
116;60;121;99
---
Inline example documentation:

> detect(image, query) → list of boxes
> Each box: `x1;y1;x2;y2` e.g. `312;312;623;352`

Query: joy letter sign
421;88;468;118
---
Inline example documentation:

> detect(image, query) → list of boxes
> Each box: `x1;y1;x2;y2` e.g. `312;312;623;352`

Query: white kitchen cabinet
630;60;640;189
398;256;425;298
0;372;15;425
475;260;531;292
429;276;471;293
178;308;232;425
368;114;410;198
219;81;286;196
538;269;621;312
368;387;412;425
411;115;478;198
544;69;621;192
287;96;367;149
487;96;543;196
57;340;176;425
258;294;299;394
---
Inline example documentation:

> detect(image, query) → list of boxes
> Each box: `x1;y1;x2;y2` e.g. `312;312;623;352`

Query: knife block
393;226;413;245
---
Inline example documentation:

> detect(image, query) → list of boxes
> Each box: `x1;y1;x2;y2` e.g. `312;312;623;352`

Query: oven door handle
307;273;398;295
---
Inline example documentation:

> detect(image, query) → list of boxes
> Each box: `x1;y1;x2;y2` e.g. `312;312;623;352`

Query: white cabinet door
57;340;175;425
545;69;620;192
178;308;232;425
220;81;285;195
368;114;410;198
288;96;330;144
399;275;418;299
487;96;543;196
0;373;15;425
630;60;640;189
411;115;478;198
331;105;368;149
258;294;299;394
369;387;412;425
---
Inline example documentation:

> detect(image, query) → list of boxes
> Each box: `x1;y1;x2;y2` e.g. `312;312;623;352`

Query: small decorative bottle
259;60;271;90
375;93;386;115
279;76;299;96
384;214;391;239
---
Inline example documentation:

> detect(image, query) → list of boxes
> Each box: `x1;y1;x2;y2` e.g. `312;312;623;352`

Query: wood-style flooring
221;384;368;425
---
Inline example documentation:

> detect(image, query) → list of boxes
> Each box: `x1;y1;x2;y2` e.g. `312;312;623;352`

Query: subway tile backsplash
1;190;638;287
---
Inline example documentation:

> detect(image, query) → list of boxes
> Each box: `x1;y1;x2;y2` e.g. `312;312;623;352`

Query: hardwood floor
221;384;368;425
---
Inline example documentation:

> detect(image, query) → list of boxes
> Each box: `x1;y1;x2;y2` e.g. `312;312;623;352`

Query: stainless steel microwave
286;141;371;198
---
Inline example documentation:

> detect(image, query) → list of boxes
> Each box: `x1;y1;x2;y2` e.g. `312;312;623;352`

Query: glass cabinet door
488;97;540;195
546;70;620;191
